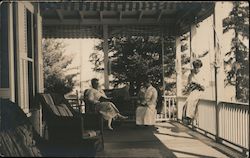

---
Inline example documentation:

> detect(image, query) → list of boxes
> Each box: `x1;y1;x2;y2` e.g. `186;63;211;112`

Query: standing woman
182;59;206;124
136;78;158;126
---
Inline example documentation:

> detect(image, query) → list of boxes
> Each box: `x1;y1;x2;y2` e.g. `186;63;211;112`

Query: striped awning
40;2;203;12
40;1;215;38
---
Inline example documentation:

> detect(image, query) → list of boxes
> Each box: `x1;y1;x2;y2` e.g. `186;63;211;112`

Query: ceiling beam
55;9;64;22
44;18;176;26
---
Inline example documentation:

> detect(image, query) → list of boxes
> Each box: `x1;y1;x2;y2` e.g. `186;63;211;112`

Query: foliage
89;36;176;96
43;39;77;94
223;1;249;103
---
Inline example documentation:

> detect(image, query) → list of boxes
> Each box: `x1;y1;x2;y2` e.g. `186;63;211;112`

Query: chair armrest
48;115;82;142
81;113;103;132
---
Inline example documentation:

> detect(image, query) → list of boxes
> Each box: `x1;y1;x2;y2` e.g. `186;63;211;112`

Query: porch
0;1;249;157
96;121;244;158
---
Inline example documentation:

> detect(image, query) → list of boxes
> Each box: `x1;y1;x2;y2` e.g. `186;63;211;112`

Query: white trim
22;2;34;13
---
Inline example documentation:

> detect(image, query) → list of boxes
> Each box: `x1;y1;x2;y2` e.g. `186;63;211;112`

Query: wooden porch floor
96;121;244;158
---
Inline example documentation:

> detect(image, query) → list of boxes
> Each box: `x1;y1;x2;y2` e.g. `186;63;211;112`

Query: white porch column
190;24;197;64
8;2;15;102
175;36;182;96
103;25;109;89
214;3;225;101
34;3;44;93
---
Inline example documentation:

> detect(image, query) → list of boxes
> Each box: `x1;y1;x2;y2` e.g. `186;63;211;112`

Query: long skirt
97;102;119;121
185;90;203;119
136;104;156;125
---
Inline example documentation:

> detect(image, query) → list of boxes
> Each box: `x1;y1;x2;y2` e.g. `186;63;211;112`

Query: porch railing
177;97;249;155
156;96;177;122
218;101;249;151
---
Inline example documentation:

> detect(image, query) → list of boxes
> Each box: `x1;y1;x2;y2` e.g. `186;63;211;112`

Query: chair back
0;99;42;157
83;89;97;113
37;93;82;143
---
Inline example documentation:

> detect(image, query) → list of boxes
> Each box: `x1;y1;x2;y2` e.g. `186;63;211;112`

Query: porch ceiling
40;1;215;38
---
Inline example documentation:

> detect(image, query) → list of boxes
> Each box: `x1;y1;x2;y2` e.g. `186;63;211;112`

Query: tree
223;1;249;103
89;36;176;96
43;39;77;94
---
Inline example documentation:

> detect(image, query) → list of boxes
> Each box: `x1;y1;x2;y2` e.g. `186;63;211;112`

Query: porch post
175;36;182;97
8;2;15;102
190;23;197;64
214;3;224;101
189;23;197;128
103;24;109;89
213;3;224;142
34;3;44;93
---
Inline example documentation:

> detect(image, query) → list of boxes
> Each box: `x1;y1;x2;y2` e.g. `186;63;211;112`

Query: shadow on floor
96;122;177;158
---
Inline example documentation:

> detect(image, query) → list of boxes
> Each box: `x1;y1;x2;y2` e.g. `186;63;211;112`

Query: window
26;8;35;108
0;3;9;88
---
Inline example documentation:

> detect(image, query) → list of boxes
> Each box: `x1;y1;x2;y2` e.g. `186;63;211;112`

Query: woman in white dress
182;59;205;124
136;78;158;126
85;78;128;130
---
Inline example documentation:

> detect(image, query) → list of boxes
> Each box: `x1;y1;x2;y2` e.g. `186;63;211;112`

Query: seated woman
85;78;128;130
136;78;158;126
182;59;206;124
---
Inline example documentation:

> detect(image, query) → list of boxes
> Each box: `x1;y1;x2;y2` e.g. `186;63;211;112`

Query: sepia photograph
0;1;249;157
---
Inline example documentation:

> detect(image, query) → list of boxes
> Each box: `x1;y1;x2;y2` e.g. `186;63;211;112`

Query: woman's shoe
108;126;113;130
119;115;128;119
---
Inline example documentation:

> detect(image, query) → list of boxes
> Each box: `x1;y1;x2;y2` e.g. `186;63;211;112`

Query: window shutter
36;14;44;93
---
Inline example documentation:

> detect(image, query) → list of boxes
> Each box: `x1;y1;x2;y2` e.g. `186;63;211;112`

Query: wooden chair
37;93;104;156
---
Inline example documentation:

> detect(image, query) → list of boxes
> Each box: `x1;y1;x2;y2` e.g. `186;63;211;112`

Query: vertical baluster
213;103;215;133
232;104;235;143
230;106;232;141
242;110;245;148
200;102;203;129
226;106;229;140
240;109;243;147
228;106;231;141
218;103;221;137
230;106;232;142
234;104;237;144
222;104;225;139
221;104;223;138
243;110;246;148
164;97;167;120
236;107;239;145
223;104;225;138
231;106;234;142
171;97;174;120
169;97;171;120
209;104;211;132
247;109;249;149
205;104;208;131
225;104;227;139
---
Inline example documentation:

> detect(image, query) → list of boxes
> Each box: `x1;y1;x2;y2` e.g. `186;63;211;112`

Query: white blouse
144;85;158;106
